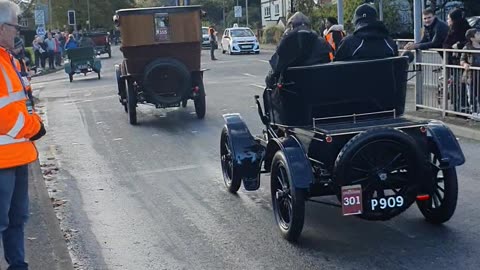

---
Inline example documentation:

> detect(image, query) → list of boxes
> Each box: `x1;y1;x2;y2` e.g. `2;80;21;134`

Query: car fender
223;113;265;191
426;120;466;167
267;136;314;189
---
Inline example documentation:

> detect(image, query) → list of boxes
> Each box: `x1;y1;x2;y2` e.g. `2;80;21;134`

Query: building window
264;6;271;17
275;4;279;15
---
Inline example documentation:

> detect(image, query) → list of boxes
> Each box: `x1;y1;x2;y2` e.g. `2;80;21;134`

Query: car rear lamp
420;126;427;133
325;136;333;143
193;86;200;93
416;194;430;201
276;83;283;89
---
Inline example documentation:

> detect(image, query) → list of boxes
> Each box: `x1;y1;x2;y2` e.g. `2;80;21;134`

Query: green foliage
261;25;284;44
191;0;261;30
49;0;136;31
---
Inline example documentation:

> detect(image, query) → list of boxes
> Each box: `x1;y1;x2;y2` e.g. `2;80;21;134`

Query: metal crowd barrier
395;39;480;120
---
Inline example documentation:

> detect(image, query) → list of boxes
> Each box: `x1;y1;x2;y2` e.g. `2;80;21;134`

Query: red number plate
341;184;363;216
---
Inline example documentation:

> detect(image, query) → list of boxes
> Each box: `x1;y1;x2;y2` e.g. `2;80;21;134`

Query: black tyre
193;77;206;119
220;127;241;193
69;74;73;83
255;51;260;54
181;100;188;108
334;128;423;221
126;80;137;125
143;58;191;105
271;151;307;242
417;147;458;224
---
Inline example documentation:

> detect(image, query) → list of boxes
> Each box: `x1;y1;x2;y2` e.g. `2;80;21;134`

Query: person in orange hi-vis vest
0;1;46;269
323;17;345;61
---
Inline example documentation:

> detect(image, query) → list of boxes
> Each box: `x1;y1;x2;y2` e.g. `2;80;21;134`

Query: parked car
221;26;260;55
202;27;210;48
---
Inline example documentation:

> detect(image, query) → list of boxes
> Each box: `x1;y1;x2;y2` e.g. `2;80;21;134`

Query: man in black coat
265;12;331;88
404;8;448;51
334;3;398;61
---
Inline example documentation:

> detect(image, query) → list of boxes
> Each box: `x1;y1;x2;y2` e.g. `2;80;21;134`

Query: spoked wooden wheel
417;148;458;224
271;151;306;242
220;127;241;193
334;128;422;221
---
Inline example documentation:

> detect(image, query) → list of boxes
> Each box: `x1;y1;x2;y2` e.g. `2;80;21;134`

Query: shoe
211;58;218;61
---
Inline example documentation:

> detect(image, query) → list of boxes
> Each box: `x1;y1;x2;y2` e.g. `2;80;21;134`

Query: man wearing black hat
265;11;331;88
334;3;398;61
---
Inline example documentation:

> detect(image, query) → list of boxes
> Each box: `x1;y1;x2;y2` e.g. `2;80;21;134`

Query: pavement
5;45;480;270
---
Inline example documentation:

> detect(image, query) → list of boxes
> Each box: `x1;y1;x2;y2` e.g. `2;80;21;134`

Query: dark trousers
0;165;29;270
34;50;41;67
210;42;216;60
46;51;54;69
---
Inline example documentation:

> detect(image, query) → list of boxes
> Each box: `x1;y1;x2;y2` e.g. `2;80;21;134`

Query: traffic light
68;10;76;26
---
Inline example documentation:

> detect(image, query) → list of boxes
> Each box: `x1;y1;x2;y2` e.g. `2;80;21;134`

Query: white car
221;27;260;55
201;27;210;48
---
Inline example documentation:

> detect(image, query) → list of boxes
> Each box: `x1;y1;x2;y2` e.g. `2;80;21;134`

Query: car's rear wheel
334;128;423;221
194;79;206;119
417;146;458;224
126;80;137;125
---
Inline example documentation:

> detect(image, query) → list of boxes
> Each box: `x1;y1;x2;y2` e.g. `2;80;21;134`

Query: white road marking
63;95;117;105
243;73;256;78
133;165;201;176
256;59;269;63
250;84;265;89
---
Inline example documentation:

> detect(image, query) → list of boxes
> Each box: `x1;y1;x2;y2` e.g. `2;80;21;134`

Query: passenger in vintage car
334;3;398;61
264;11;331;89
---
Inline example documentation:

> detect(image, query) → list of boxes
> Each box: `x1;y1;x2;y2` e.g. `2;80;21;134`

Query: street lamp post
246;0;249;27
87;0;91;30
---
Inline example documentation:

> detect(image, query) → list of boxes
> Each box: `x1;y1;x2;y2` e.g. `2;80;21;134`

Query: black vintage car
220;47;465;241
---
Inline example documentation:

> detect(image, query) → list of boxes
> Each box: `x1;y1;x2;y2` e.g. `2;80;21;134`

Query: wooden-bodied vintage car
114;6;206;125
220;32;465;242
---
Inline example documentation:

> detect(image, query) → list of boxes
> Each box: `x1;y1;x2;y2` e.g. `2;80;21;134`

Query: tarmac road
32;46;480;270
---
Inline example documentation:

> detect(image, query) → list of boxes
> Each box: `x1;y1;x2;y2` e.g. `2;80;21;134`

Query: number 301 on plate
341;184;363;216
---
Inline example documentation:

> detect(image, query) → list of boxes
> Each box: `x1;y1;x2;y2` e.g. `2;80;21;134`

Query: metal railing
395;39;480;120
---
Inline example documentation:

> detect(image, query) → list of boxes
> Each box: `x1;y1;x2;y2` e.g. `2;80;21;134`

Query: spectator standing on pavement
323;17;345;60
404;8;448;51
65;34;78;50
443;8;470;64
44;32;57;69
209;27;218;61
32;36;41;68
54;33;62;67
0;1;47;270
460;28;480;115
334;4;397;61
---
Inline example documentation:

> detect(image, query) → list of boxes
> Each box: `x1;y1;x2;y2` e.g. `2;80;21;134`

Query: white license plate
78;65;88;69
242;45;252;49
370;196;404;211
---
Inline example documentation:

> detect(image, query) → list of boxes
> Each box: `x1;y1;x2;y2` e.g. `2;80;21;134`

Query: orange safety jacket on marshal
324;25;345;61
0;46;42;169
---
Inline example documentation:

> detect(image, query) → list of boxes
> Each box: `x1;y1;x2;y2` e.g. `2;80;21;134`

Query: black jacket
265;28;331;87
334;21;398;61
418;18;449;50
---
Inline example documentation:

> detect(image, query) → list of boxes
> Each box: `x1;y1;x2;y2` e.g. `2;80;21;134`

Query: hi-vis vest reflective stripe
0;62;29;146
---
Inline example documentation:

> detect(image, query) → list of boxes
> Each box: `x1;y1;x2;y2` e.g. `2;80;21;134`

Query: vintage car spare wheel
143;58;191;105
333;128;424;221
